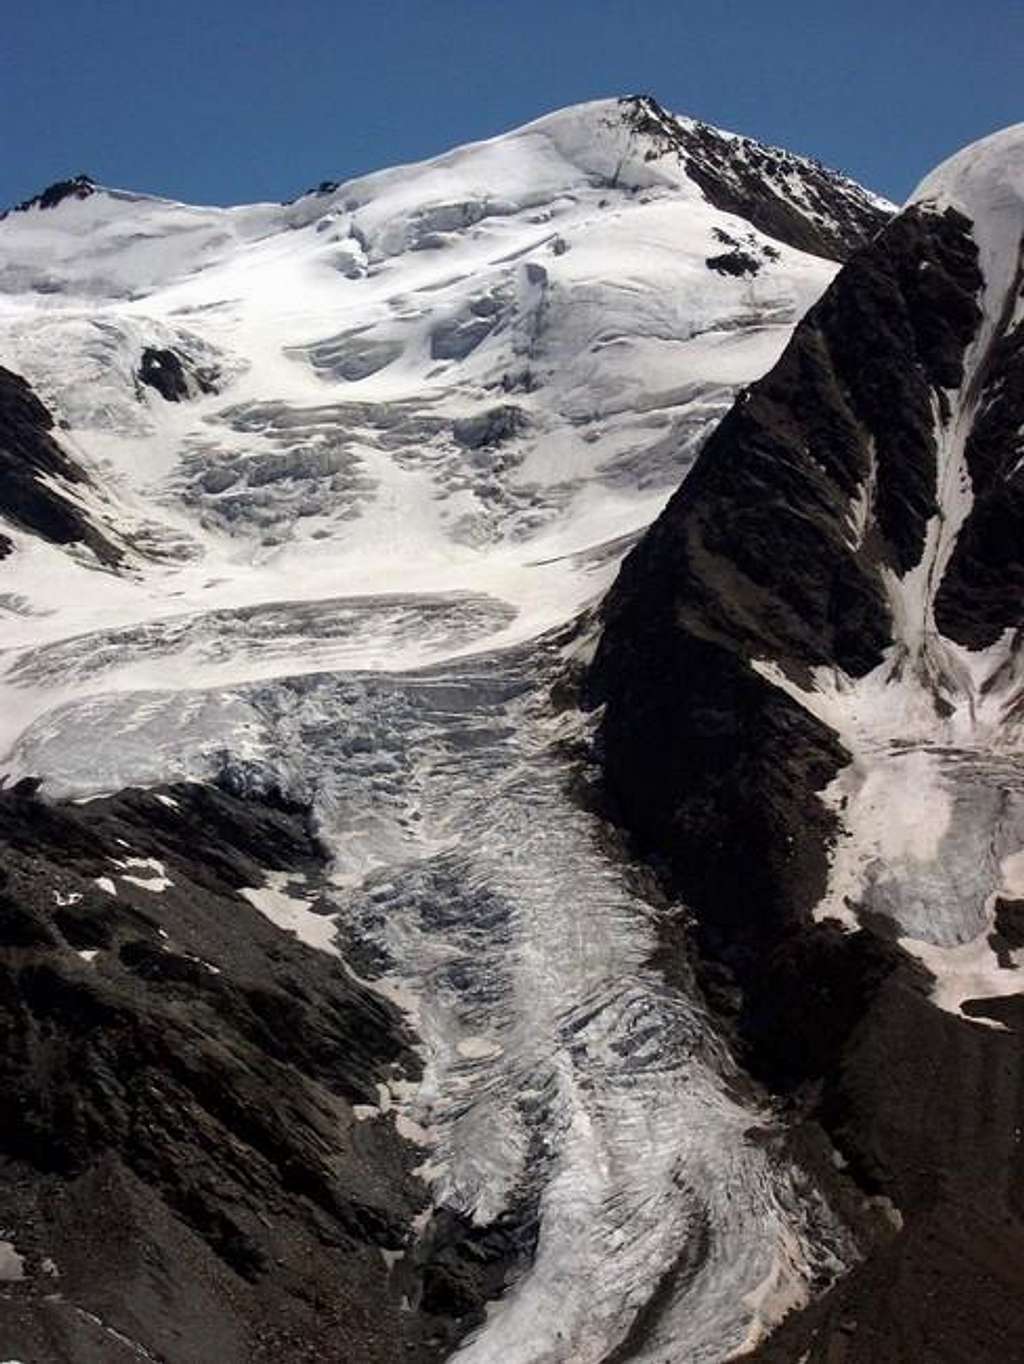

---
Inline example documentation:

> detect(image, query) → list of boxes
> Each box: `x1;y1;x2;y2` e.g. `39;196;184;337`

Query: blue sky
3;1;1020;209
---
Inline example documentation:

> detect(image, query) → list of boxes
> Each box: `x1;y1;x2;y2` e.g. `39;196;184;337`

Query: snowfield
0;98;887;1359
0;98;852;735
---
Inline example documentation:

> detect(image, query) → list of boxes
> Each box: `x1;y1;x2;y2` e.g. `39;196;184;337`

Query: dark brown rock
138;346;220;403
620;95;892;262
2;175;95;217
0;364;121;564
0;780;498;1363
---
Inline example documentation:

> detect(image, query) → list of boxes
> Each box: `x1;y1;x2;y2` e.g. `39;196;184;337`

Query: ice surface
7;643;853;1361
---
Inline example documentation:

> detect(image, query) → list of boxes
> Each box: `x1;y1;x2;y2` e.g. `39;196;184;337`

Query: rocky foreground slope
588;124;1024;1359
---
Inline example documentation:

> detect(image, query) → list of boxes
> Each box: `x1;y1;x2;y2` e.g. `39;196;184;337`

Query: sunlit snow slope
0;96;888;747
0;96;888;1362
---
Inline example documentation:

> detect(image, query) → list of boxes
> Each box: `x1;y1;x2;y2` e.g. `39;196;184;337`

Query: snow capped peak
285;94;891;265
910;121;1024;217
0;96;891;304
591;115;1024;1051
0;97;888;758
0;103;913;1363
2;173;97;215
910;123;1024;322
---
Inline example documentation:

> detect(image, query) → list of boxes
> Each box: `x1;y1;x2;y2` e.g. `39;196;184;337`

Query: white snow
898;928;1016;1029
897;843;1024;1028
240;872;340;957
0;1240;25;1281
110;855;173;892
0;101;844;771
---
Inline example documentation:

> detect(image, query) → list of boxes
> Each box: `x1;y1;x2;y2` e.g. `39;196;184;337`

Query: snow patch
899;927;1018;1030
455;1036;504;1061
110;855;173;892
239;872;340;957
0;1240;25;1281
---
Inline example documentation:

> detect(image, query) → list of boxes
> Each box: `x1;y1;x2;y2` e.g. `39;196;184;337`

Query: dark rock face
620;95;891;262
935;248;1024;646
585;197;1024;1357
411;1202;539;1325
0;365;121;565
286;180;341;206
705;248;761;277
0;780;497;1363
751;976;1024;1362
2;175;95;218
588;204;982;966
138;346;220;403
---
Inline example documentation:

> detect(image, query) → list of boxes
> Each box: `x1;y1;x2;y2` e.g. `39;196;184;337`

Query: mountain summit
0;96;888;771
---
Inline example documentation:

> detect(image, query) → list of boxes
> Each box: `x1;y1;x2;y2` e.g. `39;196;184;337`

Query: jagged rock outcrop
620;95;890;261
138;346;220;403
934;262;1024;647
2;175;96;218
0;365;121;565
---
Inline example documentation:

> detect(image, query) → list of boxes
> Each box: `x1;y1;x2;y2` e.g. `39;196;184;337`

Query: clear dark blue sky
3;0;1020;211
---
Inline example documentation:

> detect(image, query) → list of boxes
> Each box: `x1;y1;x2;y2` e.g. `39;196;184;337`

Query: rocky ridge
587;124;1024;1359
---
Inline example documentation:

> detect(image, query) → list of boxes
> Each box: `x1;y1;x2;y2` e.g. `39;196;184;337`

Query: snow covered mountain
0;96;896;1363
589;124;1024;1359
0;94;887;756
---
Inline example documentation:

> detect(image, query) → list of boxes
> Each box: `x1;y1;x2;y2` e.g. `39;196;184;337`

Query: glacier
0;97;891;1359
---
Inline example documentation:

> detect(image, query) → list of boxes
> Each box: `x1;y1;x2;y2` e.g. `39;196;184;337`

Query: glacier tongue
7;638;852;1361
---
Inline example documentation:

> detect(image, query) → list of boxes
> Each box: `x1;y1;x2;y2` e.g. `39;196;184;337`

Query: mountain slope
0;95;889;755
0;98;891;1363
587;124;1024;1359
